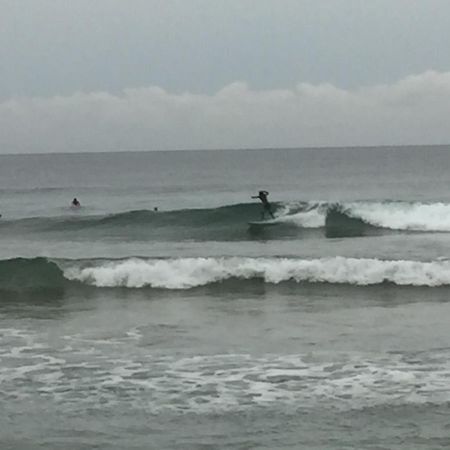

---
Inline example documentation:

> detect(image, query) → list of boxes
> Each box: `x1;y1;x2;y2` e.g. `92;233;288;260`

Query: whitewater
2;147;450;450
264;200;450;231
59;256;450;288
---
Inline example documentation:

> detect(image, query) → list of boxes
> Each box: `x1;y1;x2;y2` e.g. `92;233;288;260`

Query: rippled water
2;147;450;449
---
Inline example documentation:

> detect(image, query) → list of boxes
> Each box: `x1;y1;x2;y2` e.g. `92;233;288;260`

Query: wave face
3;256;450;293
0;257;66;292
3;201;450;241
1;203;280;241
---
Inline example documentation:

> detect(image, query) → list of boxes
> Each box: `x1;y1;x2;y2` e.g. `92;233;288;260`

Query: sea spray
63;256;450;289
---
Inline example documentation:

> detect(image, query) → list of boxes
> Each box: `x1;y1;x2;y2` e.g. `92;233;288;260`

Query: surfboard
248;220;278;227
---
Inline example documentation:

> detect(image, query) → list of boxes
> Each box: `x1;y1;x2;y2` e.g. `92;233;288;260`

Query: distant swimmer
251;190;274;219
71;198;81;208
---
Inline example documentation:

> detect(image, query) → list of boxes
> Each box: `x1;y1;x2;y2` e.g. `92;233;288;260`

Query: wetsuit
252;191;274;219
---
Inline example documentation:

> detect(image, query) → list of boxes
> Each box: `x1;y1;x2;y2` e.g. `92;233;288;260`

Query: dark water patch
181;278;450;307
0;258;93;307
0;257;67;293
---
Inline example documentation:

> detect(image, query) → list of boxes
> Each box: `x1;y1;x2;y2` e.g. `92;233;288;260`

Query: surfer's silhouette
252;190;275;219
71;198;81;208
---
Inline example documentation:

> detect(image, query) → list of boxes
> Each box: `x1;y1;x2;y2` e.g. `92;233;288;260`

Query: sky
2;0;450;153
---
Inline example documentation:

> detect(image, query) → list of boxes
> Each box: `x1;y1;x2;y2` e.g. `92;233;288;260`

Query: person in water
71;198;81;207
251;190;274;219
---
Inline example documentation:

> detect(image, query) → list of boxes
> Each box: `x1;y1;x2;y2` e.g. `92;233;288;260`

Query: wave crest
0;257;66;292
64;256;450;289
3;256;450;292
343;201;450;231
4;201;450;240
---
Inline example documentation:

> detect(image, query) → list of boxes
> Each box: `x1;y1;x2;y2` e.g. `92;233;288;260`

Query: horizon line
1;143;450;157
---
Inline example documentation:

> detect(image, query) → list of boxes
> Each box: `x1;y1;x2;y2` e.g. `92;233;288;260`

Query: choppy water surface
1;147;450;449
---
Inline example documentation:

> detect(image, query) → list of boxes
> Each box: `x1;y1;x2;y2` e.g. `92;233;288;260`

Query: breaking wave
3;200;450;242
276;200;450;233
332;201;450;232
4;256;450;293
64;256;450;289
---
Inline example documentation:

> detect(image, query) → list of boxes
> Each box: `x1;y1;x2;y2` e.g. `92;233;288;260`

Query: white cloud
1;70;450;153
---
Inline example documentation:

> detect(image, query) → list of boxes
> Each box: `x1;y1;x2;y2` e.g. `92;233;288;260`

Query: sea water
1;146;450;449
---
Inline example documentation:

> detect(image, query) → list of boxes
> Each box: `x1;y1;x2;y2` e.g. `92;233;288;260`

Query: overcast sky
2;0;450;153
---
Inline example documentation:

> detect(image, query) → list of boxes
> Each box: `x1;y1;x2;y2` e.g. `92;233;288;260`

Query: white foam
3;329;450;413
274;202;326;228
274;201;450;231
345;201;450;231
276;209;326;228
64;256;450;289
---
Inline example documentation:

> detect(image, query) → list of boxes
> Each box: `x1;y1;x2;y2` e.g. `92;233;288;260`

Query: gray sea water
1;146;450;449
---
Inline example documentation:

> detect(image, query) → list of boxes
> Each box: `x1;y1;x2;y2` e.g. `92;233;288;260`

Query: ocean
1;146;450;449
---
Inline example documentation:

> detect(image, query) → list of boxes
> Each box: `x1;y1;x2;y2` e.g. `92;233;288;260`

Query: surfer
71;198;81;208
252;190;274;219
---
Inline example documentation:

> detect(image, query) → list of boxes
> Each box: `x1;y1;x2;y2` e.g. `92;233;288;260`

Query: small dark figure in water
153;207;158;212
71;198;81;208
251;190;274;219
